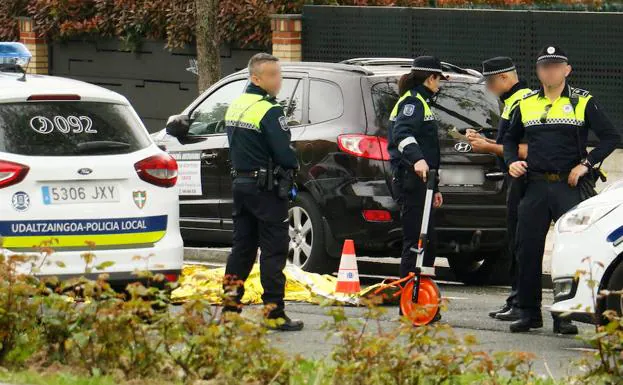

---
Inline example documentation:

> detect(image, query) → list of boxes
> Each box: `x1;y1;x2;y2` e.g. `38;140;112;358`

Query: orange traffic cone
335;239;361;294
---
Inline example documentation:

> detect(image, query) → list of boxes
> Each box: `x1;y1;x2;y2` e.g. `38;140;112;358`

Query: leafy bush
0;252;42;366
570;257;623;384
321;298;542;385
0;0;28;43
0;246;621;384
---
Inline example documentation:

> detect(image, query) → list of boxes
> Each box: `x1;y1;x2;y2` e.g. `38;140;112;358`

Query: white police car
0;43;183;285
550;179;623;323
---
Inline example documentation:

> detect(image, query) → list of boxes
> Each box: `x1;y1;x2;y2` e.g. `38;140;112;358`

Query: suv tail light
0;160;29;189
164;273;179;283
134;154;178;188
337;134;390;161
362;210;392;222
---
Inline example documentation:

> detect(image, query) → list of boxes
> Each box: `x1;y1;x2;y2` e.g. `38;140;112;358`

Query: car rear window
0;102;151;156
370;78;501;135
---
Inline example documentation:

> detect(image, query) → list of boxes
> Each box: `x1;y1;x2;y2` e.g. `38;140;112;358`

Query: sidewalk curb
184;247;229;264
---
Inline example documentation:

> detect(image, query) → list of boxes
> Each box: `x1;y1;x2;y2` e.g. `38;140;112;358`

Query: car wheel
601;260;623;319
287;192;337;274
448;250;513;286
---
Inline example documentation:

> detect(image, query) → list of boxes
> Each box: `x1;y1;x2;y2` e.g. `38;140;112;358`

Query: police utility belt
231;165;295;200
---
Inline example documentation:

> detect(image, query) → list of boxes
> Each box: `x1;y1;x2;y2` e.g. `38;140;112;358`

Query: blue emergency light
0;42;32;69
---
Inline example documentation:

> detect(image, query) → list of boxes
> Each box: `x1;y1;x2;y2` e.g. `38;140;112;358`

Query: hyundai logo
454;142;472;153
77;168;93;175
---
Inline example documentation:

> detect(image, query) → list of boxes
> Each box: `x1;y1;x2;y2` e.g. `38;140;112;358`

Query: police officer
466;57;531;321
388;56;446;294
503;46;620;334
222;53;303;331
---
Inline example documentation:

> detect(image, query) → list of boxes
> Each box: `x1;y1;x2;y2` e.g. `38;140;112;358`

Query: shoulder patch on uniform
522;90;540;99
571;87;590;97
278;116;289;131
403;104;415;117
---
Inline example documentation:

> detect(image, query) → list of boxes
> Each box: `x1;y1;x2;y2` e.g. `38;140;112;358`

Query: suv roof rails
340;58;483;78
280;61;374;76
340;58;412;67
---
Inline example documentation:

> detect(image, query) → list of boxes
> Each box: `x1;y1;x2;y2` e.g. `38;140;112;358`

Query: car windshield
370;78;501;135
0;101;151;156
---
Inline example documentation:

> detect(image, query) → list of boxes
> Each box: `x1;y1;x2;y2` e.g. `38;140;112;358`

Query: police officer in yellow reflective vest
387;56;446;317
466;57;532;322
222;53;303;331
503;46;620;334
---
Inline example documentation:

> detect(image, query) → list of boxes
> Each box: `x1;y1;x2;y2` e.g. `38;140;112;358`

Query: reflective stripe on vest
519;91;591;128
224;93;278;131
501;87;533;120
389;91;435;122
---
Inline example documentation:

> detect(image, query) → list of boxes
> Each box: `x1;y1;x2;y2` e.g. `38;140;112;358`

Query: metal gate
50;40;260;132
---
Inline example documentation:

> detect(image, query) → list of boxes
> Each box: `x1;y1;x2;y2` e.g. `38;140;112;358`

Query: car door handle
201;153;218;162
485;172;505;181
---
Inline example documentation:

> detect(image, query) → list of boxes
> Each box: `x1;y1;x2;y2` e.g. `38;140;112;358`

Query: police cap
536;45;568;65
481;56;516;77
411;56;449;79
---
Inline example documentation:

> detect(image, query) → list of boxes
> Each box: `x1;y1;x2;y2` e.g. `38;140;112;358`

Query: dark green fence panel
303;5;623;128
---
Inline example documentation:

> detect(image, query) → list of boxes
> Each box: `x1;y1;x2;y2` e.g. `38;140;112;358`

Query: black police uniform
480;57;533;320
223;83;302;329
503;46;621;333
388;56;446;279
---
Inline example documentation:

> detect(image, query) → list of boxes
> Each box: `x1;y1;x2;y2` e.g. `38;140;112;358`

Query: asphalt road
183;248;596;381
262;283;595;380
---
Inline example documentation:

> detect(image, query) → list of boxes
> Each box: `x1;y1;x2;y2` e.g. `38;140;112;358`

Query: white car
0;43;183;286
550;179;623;323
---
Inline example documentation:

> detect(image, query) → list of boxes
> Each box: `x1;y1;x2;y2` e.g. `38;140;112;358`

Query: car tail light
164;273;179;283
134;154;178;188
0;160;29;189
362;209;392;222
337;134;390;161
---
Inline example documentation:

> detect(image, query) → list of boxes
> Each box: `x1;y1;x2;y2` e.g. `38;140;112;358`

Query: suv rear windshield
0;102;151;156
370;78;501;135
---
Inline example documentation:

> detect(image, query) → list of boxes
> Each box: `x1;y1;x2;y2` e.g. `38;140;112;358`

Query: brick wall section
270;14;302;62
17;17;48;74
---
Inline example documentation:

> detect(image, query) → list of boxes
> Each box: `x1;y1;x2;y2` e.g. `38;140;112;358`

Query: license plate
42;183;120;205
439;168;485;186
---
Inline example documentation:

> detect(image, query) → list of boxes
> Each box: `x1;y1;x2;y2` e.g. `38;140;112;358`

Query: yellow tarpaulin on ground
171;264;401;306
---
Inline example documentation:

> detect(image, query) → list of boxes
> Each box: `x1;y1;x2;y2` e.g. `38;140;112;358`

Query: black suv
153;58;511;285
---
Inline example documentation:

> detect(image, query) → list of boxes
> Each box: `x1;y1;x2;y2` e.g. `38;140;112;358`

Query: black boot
488;303;512;319
265;313;304;332
496;307;521;321
553;316;578;335
510;310;543;333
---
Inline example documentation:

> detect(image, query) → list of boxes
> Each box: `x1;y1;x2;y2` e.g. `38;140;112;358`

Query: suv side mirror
165;114;191;138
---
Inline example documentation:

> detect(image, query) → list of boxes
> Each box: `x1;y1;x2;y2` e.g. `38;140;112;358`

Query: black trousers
393;172;437;278
224;181;289;316
505;176;525;308
515;178;581;314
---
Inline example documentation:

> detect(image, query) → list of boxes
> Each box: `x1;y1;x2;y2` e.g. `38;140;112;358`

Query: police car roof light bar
0;42;32;81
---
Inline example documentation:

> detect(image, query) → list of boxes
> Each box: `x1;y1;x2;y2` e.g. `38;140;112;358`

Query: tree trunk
195;0;221;94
